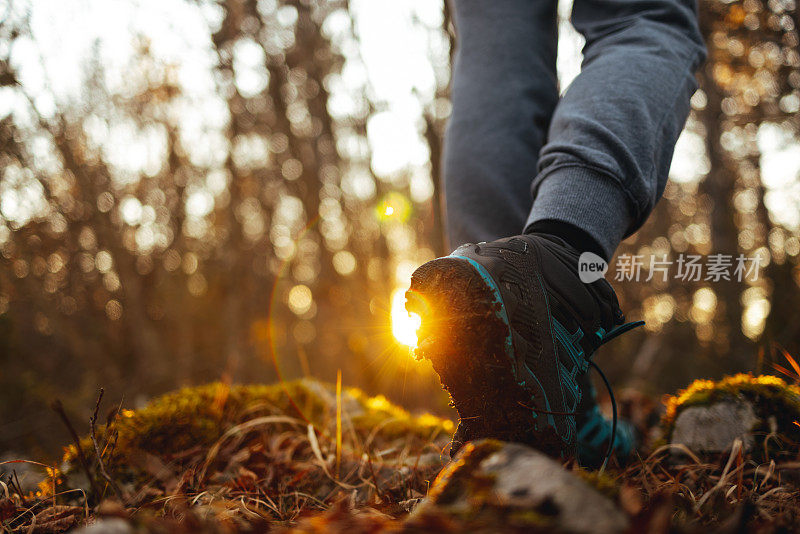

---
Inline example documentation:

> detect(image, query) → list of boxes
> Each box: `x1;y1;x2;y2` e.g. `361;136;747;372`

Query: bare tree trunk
698;73;752;371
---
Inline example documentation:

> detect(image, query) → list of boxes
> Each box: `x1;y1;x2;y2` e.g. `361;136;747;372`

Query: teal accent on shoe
577;407;602;442
594;327;606;340
587;407;612;448
526;373;557;423
449;255;515;364
557;361;580;415
598;320;646;345
551;319;583;437
552;318;588;372
532;269;568;438
578;405;635;460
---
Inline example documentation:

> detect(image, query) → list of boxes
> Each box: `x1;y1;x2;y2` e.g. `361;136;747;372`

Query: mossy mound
412;440;555;531
662;373;800;458
62;379;452;464
49;379;452;516
409;440;629;534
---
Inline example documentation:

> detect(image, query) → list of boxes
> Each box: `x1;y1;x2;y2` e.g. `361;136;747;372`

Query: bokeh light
376;192;411;223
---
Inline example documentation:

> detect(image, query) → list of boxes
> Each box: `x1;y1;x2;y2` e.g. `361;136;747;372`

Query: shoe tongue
526;232;626;328
526;231;573;250
525;233;583;260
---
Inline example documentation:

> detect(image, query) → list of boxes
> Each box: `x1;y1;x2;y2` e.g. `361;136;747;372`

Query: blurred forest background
0;0;798;458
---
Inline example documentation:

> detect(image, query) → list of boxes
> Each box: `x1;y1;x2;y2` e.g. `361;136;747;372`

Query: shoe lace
591;320;645;473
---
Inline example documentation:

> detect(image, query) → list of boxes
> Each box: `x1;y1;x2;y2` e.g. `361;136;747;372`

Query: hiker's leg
525;0;706;260
443;0;559;249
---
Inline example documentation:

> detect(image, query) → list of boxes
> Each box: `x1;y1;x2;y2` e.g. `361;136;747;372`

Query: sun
390;287;421;348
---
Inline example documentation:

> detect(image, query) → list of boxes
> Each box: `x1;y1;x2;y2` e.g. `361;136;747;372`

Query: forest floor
2;373;800;533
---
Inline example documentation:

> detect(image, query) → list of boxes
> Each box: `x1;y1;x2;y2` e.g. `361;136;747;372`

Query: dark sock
525;219;608;261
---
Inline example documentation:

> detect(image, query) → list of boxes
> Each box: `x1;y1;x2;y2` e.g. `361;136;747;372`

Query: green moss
575;469;619;500
507;509;554;526
426;439;503;506
347;392;454;442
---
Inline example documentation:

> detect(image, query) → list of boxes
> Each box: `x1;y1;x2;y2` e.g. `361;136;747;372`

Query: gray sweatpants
443;0;707;259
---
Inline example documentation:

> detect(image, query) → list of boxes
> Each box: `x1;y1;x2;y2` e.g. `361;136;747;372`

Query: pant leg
526;0;707;259
443;0;559;250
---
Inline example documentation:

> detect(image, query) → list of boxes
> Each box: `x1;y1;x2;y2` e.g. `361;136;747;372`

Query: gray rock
412;440;628;534
0;452;43;493
671;400;759;453
70;518;133;534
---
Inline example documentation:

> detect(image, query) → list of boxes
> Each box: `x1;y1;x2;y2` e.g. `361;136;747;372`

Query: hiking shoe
405;233;643;461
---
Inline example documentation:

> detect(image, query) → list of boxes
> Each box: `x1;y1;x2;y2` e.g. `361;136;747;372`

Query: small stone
671;400;759;453
70;517;133;534
0;452;43;493
412;440;629;534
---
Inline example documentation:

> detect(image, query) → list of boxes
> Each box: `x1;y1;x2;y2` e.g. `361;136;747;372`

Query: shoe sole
406;256;565;458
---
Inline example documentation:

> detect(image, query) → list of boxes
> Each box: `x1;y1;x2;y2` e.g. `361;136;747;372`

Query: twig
89;388;126;504
51;399;100;500
99;396;124;467
5;469;24;502
12;470;22;500
736;446;744;502
696;439;744;511
364;453;385;502
335;369;342;480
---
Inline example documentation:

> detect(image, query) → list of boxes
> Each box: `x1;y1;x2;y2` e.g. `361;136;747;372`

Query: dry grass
0;379;450;532
2;372;800;532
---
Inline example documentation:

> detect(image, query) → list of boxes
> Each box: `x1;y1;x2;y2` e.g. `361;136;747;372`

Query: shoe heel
406;257;567;458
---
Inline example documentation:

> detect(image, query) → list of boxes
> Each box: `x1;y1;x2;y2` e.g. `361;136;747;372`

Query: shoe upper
450;233;632;457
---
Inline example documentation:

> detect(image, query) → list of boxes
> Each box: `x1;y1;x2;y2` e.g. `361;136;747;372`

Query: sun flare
391;287;421;348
